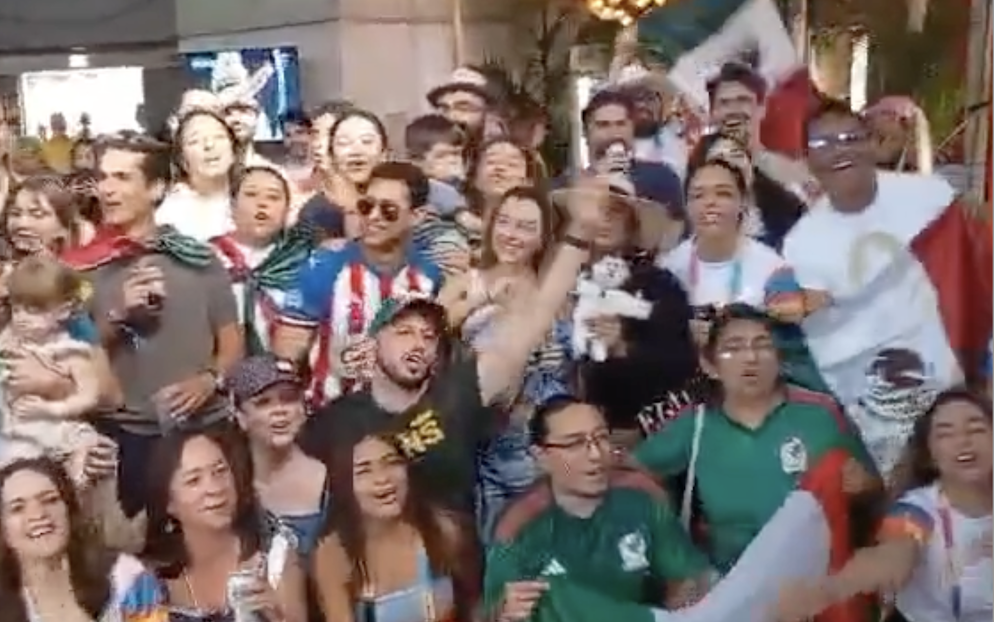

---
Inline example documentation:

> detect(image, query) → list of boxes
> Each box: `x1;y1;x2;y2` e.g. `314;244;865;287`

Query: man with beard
557;90;684;222
610;66;690;180
706;62;805;249
426;66;495;150
299;174;611;512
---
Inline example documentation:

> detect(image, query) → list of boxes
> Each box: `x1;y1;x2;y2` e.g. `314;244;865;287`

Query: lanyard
937;491;964;620
688;241;743;306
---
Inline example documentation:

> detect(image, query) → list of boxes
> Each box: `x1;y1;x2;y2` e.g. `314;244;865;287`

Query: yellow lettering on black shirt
395;410;446;458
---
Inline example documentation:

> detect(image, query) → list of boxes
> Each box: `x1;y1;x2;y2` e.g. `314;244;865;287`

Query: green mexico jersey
633;387;874;572
483;473;709;616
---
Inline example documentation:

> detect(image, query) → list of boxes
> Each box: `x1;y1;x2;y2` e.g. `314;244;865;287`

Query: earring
165;518;177;534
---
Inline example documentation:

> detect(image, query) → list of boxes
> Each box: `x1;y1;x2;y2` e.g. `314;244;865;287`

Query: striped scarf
211;224;315;355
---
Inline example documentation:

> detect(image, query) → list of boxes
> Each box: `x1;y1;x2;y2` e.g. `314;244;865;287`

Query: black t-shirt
301;355;496;512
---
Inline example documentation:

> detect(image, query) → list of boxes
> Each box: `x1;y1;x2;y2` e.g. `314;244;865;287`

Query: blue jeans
476;421;537;542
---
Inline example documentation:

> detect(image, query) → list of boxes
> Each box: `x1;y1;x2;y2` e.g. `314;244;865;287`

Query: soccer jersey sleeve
632;409;695;478
878;492;935;546
278;248;346;327
763;265;802;303
482;541;526;619
647;498;710;581
815;398;878;476
65;312;100;344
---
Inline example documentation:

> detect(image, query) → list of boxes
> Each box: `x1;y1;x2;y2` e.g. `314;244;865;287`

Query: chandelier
585;0;667;26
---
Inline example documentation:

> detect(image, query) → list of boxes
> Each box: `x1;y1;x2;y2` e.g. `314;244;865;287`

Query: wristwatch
563;234;593;251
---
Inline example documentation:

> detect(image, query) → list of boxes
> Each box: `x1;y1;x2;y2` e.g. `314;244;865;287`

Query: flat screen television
182;46;302;141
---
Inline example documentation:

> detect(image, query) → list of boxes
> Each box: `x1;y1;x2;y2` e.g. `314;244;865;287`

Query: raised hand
565;174;610;237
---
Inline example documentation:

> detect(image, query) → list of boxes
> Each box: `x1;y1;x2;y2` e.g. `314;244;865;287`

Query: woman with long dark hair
156;110;239;241
142;426;307;622
0;176;121;413
0;452;163;622
686;131;805;251
2;175;82;258
313;432;478;621
777;388;993;622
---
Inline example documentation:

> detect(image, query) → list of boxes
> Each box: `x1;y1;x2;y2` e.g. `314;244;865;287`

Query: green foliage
809;0;966;138
480;5;619;176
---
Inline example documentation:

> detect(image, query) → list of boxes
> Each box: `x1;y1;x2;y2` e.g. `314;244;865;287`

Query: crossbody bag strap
680;404;705;529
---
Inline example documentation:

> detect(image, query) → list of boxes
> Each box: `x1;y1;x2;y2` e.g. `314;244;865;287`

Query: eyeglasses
543;430;612;453
807;130;869;151
356;197;401;222
716;340;777;359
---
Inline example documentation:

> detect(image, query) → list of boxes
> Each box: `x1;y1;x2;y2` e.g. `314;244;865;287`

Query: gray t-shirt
86;253;238;435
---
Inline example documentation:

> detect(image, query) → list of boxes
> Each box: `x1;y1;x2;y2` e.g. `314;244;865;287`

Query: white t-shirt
781;171;962;474
659;236;794;308
155;184;233;241
888;484;993;622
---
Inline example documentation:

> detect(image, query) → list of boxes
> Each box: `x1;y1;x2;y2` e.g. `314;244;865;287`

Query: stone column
175;0;525;124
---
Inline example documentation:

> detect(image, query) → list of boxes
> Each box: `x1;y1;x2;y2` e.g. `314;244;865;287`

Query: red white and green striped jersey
209;235;287;353
278;242;442;404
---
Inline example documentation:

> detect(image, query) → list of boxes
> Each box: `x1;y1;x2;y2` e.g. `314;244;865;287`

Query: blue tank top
267;481;331;562
354;547;455;622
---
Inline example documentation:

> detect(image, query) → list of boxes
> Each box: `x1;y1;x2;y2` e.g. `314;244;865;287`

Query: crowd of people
0;51;990;622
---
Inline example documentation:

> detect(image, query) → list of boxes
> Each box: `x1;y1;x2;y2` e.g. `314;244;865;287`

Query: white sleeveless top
659;236;792;308
25;554;156;622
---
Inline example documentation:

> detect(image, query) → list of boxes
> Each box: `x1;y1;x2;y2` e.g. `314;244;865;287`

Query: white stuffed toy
572;256;652;362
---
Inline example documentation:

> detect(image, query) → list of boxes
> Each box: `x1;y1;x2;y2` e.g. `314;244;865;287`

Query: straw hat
426;67;496;107
551;172;685;252
607;62;678;98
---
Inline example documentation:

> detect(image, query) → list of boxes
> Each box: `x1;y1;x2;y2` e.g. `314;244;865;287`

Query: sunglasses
356;197;401;222
807;130;869;151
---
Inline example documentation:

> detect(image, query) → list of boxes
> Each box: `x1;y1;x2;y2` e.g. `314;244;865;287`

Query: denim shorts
476;421;537;542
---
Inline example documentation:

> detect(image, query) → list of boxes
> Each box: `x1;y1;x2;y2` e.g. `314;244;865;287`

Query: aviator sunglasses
806;129;869;151
356;197;401;222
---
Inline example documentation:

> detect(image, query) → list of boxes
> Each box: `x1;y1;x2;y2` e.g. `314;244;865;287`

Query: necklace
688;238;743;306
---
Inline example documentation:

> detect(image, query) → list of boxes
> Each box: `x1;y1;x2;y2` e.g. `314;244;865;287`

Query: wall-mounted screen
183;46;301;142
19;67;145;137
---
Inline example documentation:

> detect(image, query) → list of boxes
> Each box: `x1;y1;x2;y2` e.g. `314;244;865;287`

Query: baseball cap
225;355;302;404
368;296;448;337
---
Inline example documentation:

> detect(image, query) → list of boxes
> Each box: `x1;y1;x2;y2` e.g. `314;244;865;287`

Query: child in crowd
0;255;100;467
404;113;473;274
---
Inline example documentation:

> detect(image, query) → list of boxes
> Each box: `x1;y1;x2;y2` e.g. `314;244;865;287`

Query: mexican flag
636;0;813;158
530;451;865;622
786;172;993;474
